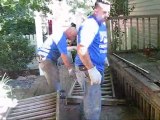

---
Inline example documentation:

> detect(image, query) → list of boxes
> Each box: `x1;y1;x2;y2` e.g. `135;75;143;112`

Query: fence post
34;11;44;75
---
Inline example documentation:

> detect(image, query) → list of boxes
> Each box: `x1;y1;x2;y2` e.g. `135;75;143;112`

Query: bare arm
77;44;94;70
61;53;72;69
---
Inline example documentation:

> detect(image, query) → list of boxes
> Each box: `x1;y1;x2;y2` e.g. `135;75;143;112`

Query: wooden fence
108;14;160;52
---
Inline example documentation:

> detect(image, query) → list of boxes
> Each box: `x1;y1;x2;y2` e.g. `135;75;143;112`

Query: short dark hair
71;22;76;28
95;0;110;7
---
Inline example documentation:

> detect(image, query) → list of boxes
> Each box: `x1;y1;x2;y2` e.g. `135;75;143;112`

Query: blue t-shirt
37;30;67;62
75;15;108;72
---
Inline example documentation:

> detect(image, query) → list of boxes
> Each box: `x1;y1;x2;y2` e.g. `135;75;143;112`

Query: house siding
128;0;160;16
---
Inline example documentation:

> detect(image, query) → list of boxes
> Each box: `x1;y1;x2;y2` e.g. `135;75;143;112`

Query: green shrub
0;34;35;77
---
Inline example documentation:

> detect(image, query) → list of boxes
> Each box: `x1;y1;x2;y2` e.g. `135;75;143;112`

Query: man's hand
68;68;76;78
88;66;102;85
105;57;109;66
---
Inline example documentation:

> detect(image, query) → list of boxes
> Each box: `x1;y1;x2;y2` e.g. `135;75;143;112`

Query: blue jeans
75;66;104;120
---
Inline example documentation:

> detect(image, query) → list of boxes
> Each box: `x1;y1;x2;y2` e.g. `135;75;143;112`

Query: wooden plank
136;18;139;49
71;89;83;92
130;18;133;49
8;105;56;117
68;81;77;96
106;20;112;53
129;0;159;5
67;96;126;106
7;109;56;120
146;102;151;119
139;96;143;112
101;87;112;91
118;19;121;51
150;106;155;120
104;76;111;80
4;93;58;120
157;16;160;48
42;117;56;120
18;95;56;105
155;109;160;120
110;74;115;97
148;17;151;47
143;98;146;116
109;14;160;20
11;101;56;113
20;112;56;120
101;91;112;95
101;98;126;106
142;17;145;48
17;96;56;106
124;19;127;50
102;83;112;87
15;98;56;108
111;20;114;51
18;93;57;103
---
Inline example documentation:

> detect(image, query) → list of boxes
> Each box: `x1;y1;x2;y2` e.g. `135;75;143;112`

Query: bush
0;34;35;78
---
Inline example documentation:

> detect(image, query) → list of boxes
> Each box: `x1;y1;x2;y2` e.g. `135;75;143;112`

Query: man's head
93;0;111;22
65;24;77;43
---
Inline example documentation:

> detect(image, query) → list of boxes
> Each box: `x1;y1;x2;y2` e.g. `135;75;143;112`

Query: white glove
88;66;102;85
68;68;76;78
105;57;109;66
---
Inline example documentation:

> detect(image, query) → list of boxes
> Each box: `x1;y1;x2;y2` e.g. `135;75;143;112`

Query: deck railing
107;14;160;52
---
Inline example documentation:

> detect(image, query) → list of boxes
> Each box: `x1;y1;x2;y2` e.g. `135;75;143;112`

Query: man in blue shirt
37;23;77;96
75;1;111;119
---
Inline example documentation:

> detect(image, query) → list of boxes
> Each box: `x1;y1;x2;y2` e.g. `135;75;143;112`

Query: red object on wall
48;20;52;35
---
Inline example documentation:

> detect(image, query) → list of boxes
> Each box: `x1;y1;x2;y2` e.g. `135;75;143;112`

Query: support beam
34;11;44;75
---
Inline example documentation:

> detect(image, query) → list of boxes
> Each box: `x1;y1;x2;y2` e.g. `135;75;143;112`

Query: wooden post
106;20;112;53
148;17;151;48
130;18;133;49
136;18;139;49
142;18;145;49
34;11;44;75
157;16;160;49
124;19;127;50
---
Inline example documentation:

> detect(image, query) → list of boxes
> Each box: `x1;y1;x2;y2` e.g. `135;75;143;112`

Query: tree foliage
0;0;49;77
110;0;135;16
0;0;51;35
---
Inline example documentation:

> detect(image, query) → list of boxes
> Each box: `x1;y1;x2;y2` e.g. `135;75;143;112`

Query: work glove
68;68;76;79
105;57;109;66
88;66;102;85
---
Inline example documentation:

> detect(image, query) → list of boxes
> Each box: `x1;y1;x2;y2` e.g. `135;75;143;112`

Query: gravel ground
7;79;35;89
